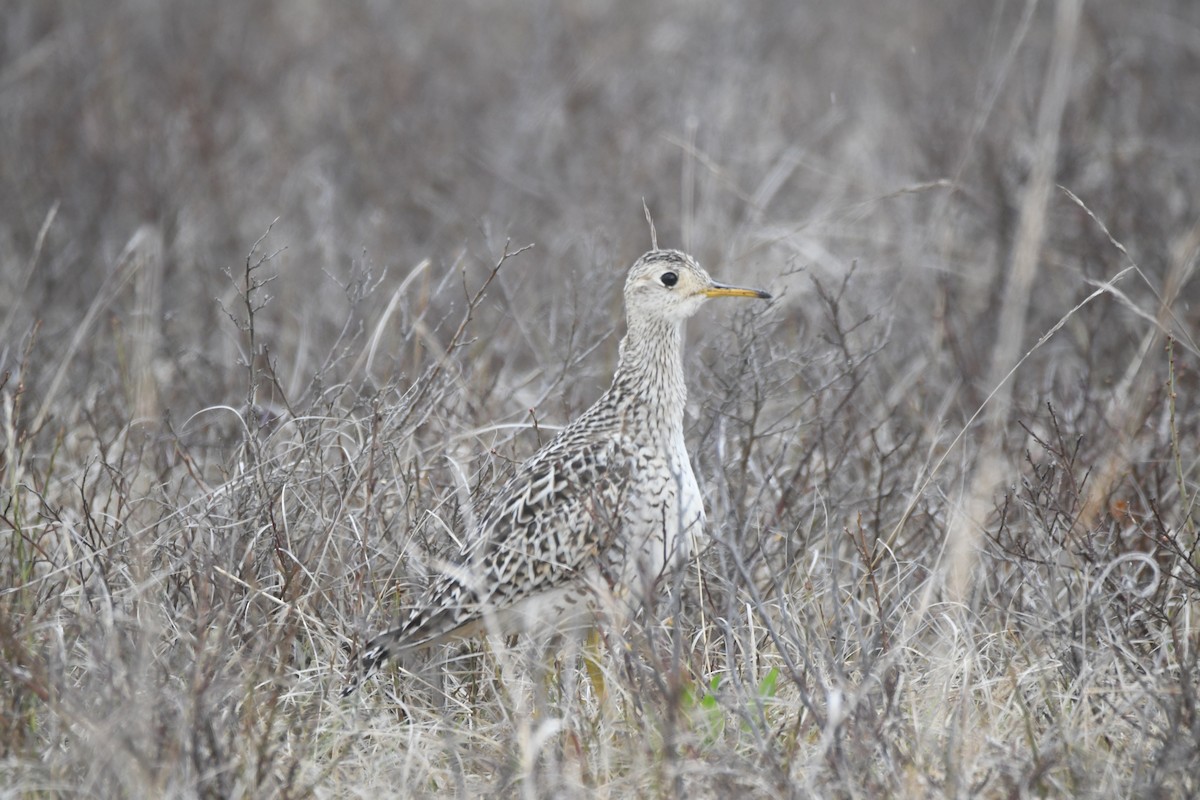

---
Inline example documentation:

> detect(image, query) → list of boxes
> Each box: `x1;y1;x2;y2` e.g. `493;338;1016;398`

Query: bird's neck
610;315;688;437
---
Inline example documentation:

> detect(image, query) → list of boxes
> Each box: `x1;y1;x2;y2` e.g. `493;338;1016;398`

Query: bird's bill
704;281;772;300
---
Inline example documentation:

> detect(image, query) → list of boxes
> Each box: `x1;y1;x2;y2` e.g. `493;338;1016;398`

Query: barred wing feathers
353;431;626;682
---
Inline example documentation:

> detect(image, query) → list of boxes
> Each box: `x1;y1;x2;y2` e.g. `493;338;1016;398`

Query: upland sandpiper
344;250;770;695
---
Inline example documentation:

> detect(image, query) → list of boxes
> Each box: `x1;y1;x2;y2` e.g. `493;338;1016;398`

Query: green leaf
758;667;779;700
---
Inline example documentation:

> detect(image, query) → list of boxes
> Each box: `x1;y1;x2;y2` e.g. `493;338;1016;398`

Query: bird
343;249;770;695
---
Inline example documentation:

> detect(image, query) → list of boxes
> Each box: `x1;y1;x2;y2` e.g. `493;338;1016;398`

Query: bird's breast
615;431;705;584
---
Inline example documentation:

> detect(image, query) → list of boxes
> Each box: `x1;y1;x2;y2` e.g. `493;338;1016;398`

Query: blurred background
4;0;1196;416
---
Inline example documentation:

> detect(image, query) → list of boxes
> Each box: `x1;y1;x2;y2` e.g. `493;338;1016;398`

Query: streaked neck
610;315;687;434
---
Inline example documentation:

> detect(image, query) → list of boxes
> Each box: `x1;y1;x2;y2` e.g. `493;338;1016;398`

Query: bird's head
623;250;771;324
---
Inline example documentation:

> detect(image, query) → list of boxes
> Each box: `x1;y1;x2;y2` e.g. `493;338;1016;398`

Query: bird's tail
340;596;474;696
339;637;392;697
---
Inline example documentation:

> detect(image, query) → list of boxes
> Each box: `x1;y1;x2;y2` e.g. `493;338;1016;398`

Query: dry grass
2;2;1199;797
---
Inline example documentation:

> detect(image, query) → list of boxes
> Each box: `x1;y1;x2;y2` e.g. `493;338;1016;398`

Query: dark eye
660;271;678;287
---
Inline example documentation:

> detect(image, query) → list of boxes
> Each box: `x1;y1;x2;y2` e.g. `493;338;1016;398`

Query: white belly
486;583;595;640
620;441;706;587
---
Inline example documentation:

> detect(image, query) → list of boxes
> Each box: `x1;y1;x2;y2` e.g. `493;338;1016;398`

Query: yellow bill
703;281;772;300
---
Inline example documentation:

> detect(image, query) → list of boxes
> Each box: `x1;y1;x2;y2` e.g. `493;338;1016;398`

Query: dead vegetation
2;1;1198;797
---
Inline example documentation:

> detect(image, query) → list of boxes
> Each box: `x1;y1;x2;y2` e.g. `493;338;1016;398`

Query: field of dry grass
2;1;1199;797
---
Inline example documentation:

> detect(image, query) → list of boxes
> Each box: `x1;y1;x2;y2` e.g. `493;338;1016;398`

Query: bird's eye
660;271;678;287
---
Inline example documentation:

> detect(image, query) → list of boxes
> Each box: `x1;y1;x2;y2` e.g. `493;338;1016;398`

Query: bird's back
353;394;634;677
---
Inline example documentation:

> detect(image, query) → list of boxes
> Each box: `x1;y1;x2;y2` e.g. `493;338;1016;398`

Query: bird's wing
353;436;626;678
